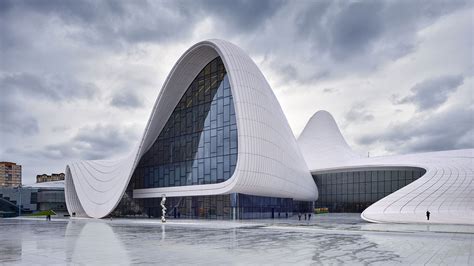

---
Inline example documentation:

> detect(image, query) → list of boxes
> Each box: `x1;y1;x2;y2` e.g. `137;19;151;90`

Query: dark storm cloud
394;75;464;111
267;0;469;83
15;124;140;160
0;0;198;49
110;90;144;109
328;1;384;60
327;0;466;60
1;0;284;49
2;0;469;70
0;76;39;136
294;1;387;61
1;116;39;136
0;97;39;136
357;106;474;153
0;72;96;136
0;72;97;101
274;63;299;83
345;104;375;123
71;124;138;159
323;88;337;93
196;0;285;31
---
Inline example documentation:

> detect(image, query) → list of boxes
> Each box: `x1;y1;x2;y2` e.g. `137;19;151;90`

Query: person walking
308;213;312;220
298;213;302;221
304;213;307;220
426;210;430;221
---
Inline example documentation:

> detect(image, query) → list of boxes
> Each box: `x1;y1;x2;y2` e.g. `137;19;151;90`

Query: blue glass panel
133;57;238;188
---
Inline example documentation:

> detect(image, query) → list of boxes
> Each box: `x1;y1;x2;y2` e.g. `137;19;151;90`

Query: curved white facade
65;39;317;218
298;111;474;225
65;39;472;224
298;110;362;169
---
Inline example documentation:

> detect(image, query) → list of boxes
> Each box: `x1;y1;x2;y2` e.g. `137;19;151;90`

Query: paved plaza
0;214;473;265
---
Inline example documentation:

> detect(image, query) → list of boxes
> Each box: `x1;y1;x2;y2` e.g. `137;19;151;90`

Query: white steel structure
299;111;474;225
65;40;472;224
65;39;317;219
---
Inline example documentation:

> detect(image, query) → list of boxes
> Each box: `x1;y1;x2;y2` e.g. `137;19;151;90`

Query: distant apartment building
36;173;65;183
0;162;22;188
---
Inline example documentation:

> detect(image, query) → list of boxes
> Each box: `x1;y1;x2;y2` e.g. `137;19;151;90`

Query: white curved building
65;39;473;224
299;111;473;225
66;39;317;219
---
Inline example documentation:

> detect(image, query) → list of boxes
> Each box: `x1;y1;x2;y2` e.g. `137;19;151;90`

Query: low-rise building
0;181;66;217
36;173;65;183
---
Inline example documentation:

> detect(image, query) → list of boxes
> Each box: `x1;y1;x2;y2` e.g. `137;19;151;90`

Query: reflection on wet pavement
0;214;472;265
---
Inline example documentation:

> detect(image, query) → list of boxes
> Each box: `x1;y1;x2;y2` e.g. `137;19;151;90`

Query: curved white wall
65;39;317;218
299;110;474;225
298;110;361;169
360;150;474;225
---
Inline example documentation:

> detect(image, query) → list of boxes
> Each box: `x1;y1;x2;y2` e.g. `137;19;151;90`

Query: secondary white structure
65;39;317;219
299;111;474;225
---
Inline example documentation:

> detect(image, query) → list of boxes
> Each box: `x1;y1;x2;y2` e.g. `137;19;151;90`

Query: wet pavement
0;214;472;265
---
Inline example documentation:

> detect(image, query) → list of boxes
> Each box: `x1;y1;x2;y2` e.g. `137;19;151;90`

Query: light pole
16;184;22;217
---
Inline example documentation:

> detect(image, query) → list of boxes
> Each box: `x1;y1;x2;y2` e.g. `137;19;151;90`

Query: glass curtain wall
111;57;312;220
133;56;238;189
313;167;426;212
112;193;307;220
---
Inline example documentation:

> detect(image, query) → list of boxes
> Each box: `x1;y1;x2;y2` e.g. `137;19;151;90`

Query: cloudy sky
1;0;473;184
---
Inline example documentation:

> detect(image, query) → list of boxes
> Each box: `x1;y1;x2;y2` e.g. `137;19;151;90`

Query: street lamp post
17;184;22;217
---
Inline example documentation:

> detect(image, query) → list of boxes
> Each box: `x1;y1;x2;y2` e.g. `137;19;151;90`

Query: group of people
297;212;312;221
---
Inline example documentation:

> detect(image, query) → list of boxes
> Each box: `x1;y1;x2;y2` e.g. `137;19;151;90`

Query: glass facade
133;56;238;189
313;167;426;212
111;57;310;220
112;193;311;220
110;57;314;220
237;194;299;219
142;195;232;219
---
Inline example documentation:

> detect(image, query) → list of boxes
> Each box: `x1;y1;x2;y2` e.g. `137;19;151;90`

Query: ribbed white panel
66;150;136;218
64;166;86;217
298;110;361;169
299;110;474;225
65;39;318;218
360;150;474;225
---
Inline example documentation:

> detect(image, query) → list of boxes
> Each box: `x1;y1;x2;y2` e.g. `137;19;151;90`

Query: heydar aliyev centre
65;39;473;225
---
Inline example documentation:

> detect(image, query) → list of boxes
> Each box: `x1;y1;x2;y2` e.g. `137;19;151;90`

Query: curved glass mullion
133;57;238;189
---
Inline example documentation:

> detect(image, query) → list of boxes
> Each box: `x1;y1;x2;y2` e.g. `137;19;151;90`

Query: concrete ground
0;213;473;265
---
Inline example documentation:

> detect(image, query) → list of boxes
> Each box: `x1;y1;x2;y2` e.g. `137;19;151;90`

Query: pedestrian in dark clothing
426;210;430;221
308;213;311;220
304;213;307;220
285;212;288;218
298;213;302;221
